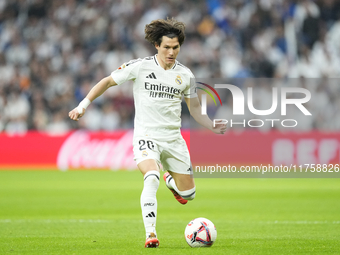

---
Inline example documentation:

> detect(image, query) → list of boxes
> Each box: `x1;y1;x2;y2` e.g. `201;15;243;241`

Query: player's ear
155;43;160;50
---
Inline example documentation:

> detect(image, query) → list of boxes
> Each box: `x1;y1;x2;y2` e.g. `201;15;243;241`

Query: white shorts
133;136;192;175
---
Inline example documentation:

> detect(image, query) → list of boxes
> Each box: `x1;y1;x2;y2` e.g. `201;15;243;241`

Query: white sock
165;174;196;200
177;186;196;200
141;170;159;238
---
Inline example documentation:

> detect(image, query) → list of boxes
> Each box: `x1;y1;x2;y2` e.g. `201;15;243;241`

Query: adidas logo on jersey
146;72;157;79
146;211;156;218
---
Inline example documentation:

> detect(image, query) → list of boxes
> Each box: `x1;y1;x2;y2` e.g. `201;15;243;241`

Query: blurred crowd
1;0;340;134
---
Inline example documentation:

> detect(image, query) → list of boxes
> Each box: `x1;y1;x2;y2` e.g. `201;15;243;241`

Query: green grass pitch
0;171;339;255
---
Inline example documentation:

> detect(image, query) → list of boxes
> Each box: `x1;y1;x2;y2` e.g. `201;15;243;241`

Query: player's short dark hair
145;18;186;46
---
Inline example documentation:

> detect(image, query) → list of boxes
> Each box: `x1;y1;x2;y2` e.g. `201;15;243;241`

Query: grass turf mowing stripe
1;219;340;224
0;171;339;254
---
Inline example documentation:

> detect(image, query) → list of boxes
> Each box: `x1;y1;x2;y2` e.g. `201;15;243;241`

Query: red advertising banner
0;130;189;170
1;130;340;170
190;130;340;166
0;132;66;169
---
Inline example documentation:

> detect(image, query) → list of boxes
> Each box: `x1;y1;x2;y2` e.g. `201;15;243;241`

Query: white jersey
111;54;197;141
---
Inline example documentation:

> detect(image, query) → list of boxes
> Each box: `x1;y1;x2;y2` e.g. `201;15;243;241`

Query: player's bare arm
185;97;227;134
69;76;117;121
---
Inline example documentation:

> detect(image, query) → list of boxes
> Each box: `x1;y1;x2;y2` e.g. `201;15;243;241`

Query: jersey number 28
139;140;155;150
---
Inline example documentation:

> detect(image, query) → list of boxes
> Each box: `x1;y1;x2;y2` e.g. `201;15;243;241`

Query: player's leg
166;171;195;191
137;155;160;247
133;137;161;247
162;138;196;203
164;170;196;202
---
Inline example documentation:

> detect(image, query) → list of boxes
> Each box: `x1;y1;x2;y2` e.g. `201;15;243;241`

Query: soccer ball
184;217;217;247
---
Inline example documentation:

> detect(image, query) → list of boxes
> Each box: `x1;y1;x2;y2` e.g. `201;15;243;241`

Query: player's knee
178;186;196;201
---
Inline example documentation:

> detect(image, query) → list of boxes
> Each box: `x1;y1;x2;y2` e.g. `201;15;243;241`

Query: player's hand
211;120;227;134
69;107;85;121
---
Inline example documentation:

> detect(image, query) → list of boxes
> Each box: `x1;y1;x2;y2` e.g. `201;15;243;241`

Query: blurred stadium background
2;0;340;170
1;0;340;135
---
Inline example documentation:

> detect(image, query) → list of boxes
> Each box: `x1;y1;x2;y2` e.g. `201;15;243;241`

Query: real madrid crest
175;75;182;85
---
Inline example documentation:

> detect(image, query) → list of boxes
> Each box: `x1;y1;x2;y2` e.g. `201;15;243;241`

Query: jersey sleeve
183;73;198;98
111;58;142;85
